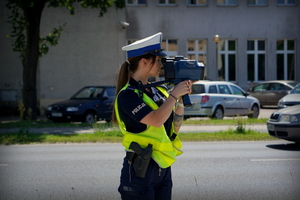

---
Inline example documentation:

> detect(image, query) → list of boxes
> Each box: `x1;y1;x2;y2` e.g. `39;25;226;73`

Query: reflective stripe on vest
114;83;183;168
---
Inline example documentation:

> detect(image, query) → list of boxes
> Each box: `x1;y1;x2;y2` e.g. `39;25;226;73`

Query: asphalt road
0;141;299;200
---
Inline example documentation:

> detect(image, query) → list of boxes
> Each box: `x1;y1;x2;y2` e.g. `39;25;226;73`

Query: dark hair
112;54;156;124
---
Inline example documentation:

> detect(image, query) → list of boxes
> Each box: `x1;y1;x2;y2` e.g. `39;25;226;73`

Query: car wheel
248;104;259;118
83;112;96;123
212;106;224;119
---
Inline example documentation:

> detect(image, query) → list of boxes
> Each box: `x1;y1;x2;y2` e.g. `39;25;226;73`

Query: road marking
250;158;300;162
0;164;8;166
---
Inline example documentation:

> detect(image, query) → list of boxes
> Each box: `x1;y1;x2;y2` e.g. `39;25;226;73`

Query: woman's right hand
170;80;192;99
140;80;192;127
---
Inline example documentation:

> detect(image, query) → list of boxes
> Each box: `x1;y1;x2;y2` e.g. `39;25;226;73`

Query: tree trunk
22;1;46;120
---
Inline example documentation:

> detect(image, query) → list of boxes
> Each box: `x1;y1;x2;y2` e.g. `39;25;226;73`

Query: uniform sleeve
118;90;153;123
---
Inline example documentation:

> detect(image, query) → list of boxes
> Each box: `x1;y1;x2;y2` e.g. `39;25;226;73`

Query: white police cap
122;32;167;58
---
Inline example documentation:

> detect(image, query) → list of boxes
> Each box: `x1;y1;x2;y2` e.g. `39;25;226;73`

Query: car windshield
287;82;299;87
290;84;300;94
103;88;116;97
71;87;104;99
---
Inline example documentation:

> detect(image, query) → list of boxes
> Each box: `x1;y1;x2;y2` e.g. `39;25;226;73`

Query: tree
5;0;125;120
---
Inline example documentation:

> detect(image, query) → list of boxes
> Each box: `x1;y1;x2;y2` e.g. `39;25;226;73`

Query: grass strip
0;129;276;145
0;118;269;129
0;120;93;129
0;117;275;145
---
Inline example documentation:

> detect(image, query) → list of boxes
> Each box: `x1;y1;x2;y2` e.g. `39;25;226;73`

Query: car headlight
279;114;299;122
47;106;52;111
66;107;78;112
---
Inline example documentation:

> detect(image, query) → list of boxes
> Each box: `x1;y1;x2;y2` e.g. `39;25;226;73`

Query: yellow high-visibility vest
114;83;183;168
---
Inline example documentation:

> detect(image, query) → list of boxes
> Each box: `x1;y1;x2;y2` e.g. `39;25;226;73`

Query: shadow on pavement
266;142;300;151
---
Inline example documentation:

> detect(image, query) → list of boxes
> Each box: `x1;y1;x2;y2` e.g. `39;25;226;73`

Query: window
247;0;267;6
187;39;207;79
157;0;176;5
277;0;296;6
162;39;178;57
126;0;147;5
247;40;266;81
187;39;207;65
218;85;231;94
217;0;237;6
291;85;300;94
218;40;236;81
253;84;268;92
277;39;295;80
188;0;207;6
104;88;116;97
191;84;205;94
230;85;244;95
208;85;218;93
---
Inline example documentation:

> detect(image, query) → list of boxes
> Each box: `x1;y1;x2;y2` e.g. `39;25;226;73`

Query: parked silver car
247;80;298;107
184;81;260;119
267;105;300;144
278;83;300;108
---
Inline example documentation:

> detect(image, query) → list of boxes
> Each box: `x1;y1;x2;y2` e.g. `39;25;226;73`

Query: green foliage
0;118;267;129
179;131;274;142
6;2;26;56
39;22;67;56
47;0;125;16
184;118;268;125
0;118;275;144
0;132;46;144
5;0;125;120
234;118;247;134
0;120;92;128
5;0;125;58
0;129;275;145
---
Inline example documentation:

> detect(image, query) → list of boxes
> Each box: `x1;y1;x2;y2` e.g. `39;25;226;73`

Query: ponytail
112;54;156;124
116;62;130;95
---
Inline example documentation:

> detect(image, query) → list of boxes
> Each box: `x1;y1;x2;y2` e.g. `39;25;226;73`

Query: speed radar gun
146;56;205;107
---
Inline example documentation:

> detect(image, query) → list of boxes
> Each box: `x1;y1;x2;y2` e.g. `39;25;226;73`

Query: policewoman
112;32;192;200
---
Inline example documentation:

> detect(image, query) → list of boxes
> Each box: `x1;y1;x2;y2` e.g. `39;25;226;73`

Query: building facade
125;0;300;89
0;0;299;116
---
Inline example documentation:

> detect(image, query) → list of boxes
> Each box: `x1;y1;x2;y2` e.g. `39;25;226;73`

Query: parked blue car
45;86;116;123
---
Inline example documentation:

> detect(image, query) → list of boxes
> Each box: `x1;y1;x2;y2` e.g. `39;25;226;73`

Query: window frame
126;0;147;6
218;39;237;82
187;0;208;6
277;0;296;6
247;39;266;82
247;0;267;6
187;39;207;64
217;0;238;6
157;0;177;6
162;39;178;58
276;39;296;80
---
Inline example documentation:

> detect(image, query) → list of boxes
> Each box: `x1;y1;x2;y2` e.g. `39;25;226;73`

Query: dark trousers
118;157;172;200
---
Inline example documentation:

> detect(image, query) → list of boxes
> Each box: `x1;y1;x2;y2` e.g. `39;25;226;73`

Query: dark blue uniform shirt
118;78;173;135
